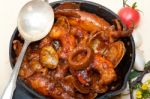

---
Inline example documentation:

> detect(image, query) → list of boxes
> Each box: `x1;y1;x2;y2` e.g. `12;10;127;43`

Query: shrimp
26;73;54;96
92;54;116;93
49;16;77;59
19;56;34;79
70;26;89;46
55;2;133;39
27;73;76;99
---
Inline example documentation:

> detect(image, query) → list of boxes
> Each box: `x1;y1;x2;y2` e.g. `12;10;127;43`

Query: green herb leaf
134;83;141;89
142;90;150;99
128;70;141;80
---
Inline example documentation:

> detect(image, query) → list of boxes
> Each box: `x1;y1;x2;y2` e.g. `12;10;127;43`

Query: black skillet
9;0;135;99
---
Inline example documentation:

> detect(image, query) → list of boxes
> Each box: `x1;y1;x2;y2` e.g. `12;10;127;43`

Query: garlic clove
132;30;142;48
142;73;150;83
134;49;145;71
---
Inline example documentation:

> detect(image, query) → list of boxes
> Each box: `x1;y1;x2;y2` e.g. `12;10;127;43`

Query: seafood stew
10;1;135;99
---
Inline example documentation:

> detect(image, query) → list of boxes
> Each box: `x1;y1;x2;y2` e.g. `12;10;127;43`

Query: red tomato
118;7;140;28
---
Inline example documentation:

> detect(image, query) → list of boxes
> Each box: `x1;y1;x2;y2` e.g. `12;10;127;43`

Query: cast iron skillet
9;0;135;99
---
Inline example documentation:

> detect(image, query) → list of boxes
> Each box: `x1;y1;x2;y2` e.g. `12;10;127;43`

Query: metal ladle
1;0;54;98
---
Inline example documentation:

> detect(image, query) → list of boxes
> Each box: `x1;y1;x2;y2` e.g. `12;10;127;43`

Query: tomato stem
132;2;137;9
123;0;128;7
123;0;126;7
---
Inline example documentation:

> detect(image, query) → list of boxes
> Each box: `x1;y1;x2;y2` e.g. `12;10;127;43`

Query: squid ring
68;46;92;70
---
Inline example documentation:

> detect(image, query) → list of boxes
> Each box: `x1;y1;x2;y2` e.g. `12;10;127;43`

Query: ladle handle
1;40;30;99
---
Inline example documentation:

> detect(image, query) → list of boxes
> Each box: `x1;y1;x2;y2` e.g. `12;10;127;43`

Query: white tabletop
0;0;150;97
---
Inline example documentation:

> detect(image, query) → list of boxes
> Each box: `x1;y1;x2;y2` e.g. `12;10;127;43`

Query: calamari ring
68;46;92;70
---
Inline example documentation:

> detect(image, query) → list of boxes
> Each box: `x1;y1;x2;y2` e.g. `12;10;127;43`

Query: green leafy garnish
128;70;141;80
134;83;141;89
135;82;150;99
